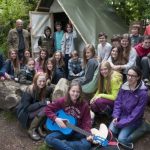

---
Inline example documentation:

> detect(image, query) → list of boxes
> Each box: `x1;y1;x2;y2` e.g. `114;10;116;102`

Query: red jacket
144;25;150;35
134;43;150;57
45;97;92;132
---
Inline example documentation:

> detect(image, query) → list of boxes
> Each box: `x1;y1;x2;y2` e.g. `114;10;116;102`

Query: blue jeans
45;132;91;150
109;121;140;144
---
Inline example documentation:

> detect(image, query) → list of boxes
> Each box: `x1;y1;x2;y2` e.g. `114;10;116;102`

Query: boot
128;120;150;142
28;116;41;141
38;126;47;138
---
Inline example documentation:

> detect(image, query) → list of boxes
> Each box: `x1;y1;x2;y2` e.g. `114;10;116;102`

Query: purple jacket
45;97;92;132
113;81;148;128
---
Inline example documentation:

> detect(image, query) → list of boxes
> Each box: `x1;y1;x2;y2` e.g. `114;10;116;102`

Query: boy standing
53;22;64;51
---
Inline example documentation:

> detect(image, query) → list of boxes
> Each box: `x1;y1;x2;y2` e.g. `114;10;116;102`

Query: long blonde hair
98;61;113;94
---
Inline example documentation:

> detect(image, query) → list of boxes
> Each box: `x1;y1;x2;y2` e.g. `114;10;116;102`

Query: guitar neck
66;122;91;137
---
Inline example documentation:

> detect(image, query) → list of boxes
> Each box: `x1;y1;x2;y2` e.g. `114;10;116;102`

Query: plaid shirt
68;58;84;77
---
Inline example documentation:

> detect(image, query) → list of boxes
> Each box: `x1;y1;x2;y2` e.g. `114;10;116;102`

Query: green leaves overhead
105;0;150;25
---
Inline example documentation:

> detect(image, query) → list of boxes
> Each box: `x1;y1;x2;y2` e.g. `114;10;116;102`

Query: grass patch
38;143;52;150
2;111;17;121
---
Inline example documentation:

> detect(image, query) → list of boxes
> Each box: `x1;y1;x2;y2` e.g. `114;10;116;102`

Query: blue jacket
0;59;15;78
113;81;148;128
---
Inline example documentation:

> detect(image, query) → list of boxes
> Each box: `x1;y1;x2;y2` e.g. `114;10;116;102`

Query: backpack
82;67;99;93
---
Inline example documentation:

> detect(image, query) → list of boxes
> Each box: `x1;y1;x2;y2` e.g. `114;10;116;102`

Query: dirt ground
0;107;150;150
0;110;42;150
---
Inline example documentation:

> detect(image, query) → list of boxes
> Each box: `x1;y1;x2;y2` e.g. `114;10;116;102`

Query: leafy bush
105;0;150;25
0;0;38;56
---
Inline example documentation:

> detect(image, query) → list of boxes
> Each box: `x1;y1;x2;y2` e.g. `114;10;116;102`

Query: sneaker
119;142;134;150
143;78;149;83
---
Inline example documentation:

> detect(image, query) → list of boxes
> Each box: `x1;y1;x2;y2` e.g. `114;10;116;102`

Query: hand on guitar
87;135;94;143
55;117;67;128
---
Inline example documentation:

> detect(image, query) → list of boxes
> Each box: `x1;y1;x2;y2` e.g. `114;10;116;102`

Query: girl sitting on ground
109;66;148;149
118;34;137;80
52;51;65;84
108;46;126;73
45;81;92;150
17;72;52;141
90;61;122;118
75;44;98;86
0;49;20;81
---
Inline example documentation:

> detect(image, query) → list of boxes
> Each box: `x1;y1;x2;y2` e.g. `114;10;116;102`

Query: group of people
0;18;150;150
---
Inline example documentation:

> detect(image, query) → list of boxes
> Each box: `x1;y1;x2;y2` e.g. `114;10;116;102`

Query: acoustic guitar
46;109;109;147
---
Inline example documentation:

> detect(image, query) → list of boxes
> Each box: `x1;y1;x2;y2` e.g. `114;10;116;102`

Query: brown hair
27;57;35;64
71;50;79;57
131;24;140;33
37;48;48;72
27;72;47;100
53;51;65;68
22;50;31;65
65;23;73;32
111;34;121;43
98;32;108;39
65;81;83;106
46;58;56;80
8;49;20;72
111;46;125;65
98;61;113;94
44;26;52;35
83;44;95;65
120;33;131;63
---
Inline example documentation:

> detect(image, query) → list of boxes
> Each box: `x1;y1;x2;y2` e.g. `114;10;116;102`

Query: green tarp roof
57;0;128;45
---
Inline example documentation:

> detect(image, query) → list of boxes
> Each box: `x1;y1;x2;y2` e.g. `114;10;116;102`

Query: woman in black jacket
17;72;52;140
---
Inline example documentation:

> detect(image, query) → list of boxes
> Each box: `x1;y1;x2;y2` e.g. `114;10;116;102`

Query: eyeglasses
126;74;138;78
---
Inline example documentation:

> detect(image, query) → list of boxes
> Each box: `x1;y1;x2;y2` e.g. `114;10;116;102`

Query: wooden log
0;81;27;110
52;78;69;100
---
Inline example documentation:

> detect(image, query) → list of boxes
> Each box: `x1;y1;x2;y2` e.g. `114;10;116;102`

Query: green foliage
105;0;150;25
0;0;38;55
38;143;52;150
0;0;28;25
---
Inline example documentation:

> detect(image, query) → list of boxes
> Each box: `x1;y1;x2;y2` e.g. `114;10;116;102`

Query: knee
109;122;118;135
45;134;53;145
118;134;128;144
80;139;91;150
141;57;148;64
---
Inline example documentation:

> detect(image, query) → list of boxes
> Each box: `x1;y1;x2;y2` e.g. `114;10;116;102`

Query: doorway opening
53;12;69;32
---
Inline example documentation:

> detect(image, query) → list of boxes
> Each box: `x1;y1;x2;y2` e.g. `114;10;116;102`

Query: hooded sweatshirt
112;81;148;128
45;97;91;132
